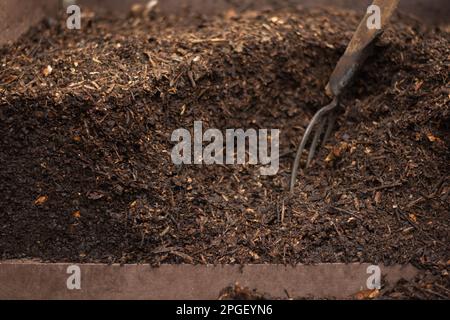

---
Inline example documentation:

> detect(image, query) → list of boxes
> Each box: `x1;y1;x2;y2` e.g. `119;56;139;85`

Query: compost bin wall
78;0;449;24
1;0;448;46
0;0;59;45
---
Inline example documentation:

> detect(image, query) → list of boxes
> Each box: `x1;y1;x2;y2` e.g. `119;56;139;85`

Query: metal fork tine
306;117;326;168
321;112;337;148
290;98;339;193
290;115;321;193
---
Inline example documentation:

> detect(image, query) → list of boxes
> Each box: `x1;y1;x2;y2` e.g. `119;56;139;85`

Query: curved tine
290;98;339;193
306;117;327;168
321;111;337;147
290;115;323;193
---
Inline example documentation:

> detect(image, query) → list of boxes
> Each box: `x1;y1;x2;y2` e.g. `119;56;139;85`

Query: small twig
364;182;403;193
435;284;450;295
171;250;194;264
397;208;448;247
330;220;342;237
190;38;228;44
416;286;449;300
407;177;447;208
329;206;363;220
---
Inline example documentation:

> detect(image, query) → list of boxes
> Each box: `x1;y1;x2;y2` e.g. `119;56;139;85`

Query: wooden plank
0;262;418;299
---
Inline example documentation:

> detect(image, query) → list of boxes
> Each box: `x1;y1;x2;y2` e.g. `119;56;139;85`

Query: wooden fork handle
326;0;400;97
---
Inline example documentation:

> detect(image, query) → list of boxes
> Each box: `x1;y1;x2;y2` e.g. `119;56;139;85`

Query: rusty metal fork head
289;98;339;193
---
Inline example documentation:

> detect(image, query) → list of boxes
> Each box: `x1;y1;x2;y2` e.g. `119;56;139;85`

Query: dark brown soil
0;6;448;299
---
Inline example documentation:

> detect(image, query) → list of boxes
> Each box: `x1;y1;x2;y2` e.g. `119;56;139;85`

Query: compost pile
0;6;448;299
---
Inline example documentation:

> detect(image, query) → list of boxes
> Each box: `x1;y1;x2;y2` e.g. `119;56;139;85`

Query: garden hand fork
290;0;400;192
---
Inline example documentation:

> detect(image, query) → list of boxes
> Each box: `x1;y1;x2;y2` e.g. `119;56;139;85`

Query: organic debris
0;6;448;299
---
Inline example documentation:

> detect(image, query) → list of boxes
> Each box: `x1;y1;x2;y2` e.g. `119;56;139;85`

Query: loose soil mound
0;7;448;298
